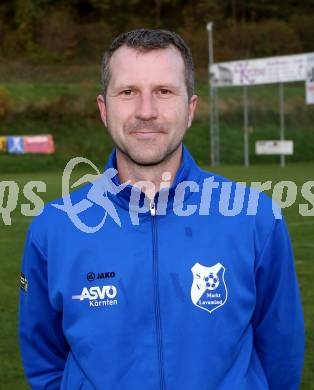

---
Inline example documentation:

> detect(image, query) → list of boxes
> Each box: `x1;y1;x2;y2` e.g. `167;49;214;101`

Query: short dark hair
101;28;195;100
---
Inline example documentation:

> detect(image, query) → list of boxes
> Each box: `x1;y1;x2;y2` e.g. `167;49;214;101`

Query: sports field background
1;62;314;173
1;163;314;389
0;63;314;388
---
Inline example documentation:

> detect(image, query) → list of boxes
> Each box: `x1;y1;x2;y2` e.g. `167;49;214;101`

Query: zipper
150;200;156;216
150;199;165;390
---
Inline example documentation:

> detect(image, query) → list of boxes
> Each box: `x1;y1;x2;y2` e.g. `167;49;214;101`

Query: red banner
23;134;55;154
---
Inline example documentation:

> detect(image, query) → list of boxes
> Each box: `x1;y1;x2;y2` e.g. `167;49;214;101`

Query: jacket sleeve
252;217;305;389
19;228;69;389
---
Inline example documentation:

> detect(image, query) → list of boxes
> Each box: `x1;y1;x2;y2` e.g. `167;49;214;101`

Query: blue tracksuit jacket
19;144;305;389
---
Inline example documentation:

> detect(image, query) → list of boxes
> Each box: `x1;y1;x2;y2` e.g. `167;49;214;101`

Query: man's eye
159;89;170;95
122;90;133;95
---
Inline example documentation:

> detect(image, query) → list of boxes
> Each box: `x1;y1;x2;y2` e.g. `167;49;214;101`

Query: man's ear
97;94;108;127
187;94;198;128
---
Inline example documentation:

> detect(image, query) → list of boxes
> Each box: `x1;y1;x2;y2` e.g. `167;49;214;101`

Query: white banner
255;141;294;155
306;54;314;104
210;53;314;87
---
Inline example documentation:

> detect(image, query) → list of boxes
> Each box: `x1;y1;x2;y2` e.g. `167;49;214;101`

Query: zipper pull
150;200;156;216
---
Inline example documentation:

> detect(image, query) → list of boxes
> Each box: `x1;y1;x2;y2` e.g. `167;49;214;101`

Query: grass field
0;161;313;389
1;62;314;171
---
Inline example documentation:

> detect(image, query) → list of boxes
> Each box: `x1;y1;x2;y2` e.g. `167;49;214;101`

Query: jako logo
72;285;118;307
87;272;116;281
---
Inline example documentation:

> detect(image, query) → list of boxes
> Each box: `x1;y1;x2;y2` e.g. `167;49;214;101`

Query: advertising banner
7;136;25;154
210;53;312;87
23;134;55;154
306;54;314;104
0;136;7;152
255;140;294;155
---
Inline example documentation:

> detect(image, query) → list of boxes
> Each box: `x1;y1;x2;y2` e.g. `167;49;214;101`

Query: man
19;29;305;389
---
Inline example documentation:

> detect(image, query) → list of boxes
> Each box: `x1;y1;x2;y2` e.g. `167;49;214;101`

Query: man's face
97;44;198;166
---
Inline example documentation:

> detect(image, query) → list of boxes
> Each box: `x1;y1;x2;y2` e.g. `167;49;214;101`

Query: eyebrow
113;83;180;91
113;84;135;90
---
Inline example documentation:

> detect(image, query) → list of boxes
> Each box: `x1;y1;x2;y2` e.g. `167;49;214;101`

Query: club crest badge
191;262;227;314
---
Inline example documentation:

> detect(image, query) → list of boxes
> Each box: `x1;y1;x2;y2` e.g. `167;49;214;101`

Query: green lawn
0;162;313;388
1;76;314;169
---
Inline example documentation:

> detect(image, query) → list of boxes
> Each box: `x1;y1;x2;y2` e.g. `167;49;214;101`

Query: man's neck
116;145;183;199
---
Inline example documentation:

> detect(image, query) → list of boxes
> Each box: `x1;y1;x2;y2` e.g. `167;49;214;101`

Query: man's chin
116;142;182;167
128;153;167;167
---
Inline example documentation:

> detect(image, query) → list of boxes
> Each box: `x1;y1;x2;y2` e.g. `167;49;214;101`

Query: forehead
108;45;185;88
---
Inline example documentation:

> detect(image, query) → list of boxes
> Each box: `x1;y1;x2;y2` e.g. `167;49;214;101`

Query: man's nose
135;93;158;120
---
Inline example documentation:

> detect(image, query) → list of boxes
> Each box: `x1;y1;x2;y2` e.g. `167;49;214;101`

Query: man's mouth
130;130;164;137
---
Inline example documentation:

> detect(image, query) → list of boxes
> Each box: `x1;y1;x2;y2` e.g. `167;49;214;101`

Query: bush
289;14;314;53
37;6;78;59
0;86;13;120
217;20;302;61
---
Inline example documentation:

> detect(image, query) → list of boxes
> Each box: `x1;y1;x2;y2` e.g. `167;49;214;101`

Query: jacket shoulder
28;182;93;248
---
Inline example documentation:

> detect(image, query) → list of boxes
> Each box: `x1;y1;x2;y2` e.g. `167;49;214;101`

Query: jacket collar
103;143;202;214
